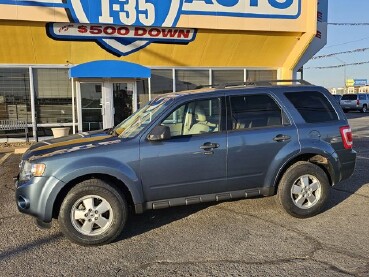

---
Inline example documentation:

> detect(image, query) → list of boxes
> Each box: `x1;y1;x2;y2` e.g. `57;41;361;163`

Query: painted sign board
0;0;307;57
0;0;313;58
346;79;368;87
0;0;302;23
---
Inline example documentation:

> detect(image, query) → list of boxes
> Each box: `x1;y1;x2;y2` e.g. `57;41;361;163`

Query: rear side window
230;94;284;129
358;94;367;100
285;91;338;123
341;94;357;100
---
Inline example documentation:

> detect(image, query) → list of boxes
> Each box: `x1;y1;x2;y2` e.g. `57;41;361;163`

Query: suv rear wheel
58;179;127;246
276;161;330;218
361;104;367;113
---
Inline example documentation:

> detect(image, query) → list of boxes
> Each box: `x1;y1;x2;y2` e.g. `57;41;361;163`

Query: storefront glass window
247;70;277;81
212;70;244;86
33;68;73;125
0;68;31;123
176;70;209;92
151;69;173;99
137;79;149;109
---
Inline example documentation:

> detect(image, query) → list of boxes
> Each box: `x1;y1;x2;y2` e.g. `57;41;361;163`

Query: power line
328;23;369;26
312;47;369;59
324;36;369;49
305;61;369;70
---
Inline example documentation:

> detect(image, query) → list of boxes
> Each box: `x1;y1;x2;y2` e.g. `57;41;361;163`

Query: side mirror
148;125;171;141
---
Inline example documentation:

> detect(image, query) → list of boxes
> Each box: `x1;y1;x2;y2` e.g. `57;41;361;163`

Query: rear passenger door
227;93;299;191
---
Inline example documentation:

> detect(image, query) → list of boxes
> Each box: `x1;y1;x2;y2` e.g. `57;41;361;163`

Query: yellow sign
346;79;355;87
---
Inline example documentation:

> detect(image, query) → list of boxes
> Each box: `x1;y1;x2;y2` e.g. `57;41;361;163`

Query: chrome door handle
273;134;291;142
200;142;220;150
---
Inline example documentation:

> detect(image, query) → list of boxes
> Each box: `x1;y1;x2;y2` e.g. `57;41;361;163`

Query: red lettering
177;29;191;39
77;25;88;33
89;25;102;35
117;27;130;36
134;27;147;36
161;29;178;38
148;28;161;37
103;26;116;35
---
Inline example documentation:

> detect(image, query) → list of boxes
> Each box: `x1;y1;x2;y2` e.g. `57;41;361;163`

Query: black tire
58;179;127;246
276;161;330;218
361;105;367;113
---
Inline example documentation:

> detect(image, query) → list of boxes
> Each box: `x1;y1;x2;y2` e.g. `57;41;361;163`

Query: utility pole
334;56;347;91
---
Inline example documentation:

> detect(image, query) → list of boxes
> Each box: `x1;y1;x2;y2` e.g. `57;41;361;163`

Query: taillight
357;99;360;106
340;126;353;149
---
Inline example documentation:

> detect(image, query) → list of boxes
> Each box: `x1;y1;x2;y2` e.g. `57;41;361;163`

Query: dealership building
0;0;327;140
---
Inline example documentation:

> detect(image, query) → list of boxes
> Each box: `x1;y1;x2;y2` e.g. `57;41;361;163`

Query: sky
304;0;369;89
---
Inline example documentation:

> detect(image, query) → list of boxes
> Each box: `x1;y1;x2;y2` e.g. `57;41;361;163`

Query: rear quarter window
358;94;367;100
285;91;338;123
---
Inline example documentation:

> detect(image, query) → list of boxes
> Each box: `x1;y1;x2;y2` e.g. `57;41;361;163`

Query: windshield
113;96;174;138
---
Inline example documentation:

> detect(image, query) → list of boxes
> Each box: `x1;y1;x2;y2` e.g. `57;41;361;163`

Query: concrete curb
14;148;28;154
0;147;28;155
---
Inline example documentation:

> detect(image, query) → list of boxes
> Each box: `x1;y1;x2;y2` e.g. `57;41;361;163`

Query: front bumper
15;176;64;223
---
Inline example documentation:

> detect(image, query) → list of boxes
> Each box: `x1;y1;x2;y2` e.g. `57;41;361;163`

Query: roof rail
216;79;312;89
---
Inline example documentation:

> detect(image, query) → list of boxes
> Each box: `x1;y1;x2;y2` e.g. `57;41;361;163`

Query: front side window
285;91;338;123
162;98;221;137
230;94;283;130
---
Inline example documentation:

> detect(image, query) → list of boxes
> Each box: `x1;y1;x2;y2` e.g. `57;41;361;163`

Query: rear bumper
337;149;356;183
340;105;362;111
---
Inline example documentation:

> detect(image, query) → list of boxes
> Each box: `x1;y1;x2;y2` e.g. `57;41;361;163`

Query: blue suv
15;81;356;245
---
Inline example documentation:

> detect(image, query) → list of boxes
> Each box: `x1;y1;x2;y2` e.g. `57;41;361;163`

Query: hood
24;129;122;161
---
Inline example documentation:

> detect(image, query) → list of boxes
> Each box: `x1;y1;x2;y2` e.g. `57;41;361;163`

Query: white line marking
0;153;12;166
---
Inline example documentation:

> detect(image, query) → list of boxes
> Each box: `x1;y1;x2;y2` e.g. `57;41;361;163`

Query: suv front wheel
58;179;128;246
276;161;330;218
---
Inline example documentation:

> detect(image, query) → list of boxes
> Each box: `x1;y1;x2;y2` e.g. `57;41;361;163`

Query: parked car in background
15;80;356;246
332;94;342;103
340;93;369;113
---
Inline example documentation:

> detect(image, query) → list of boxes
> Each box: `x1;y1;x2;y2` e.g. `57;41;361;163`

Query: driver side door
139;97;227;202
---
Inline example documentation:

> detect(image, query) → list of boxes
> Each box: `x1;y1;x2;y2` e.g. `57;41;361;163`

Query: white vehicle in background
340;94;369;113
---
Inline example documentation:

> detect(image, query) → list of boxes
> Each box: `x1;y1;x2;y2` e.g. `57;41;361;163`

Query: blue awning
69;60;151;78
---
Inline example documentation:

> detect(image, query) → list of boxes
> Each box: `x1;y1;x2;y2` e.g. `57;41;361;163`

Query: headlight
19;161;46;182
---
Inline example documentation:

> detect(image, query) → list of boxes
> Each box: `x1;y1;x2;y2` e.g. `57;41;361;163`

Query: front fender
49;157;143;206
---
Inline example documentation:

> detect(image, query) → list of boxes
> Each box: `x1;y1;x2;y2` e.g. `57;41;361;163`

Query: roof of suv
169;80;320;97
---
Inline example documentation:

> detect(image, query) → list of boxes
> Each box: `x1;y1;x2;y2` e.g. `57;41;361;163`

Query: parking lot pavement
0;113;368;276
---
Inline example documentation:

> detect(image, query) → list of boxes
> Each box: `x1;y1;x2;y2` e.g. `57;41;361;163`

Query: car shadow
0;233;64;261
345;111;369;119
117;202;215;241
323;147;369;213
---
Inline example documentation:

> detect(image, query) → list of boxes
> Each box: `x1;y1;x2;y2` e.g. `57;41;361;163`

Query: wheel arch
273;153;336;191
52;173;136;220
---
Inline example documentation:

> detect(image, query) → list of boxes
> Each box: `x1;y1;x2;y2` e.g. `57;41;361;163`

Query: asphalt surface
0;113;368;276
